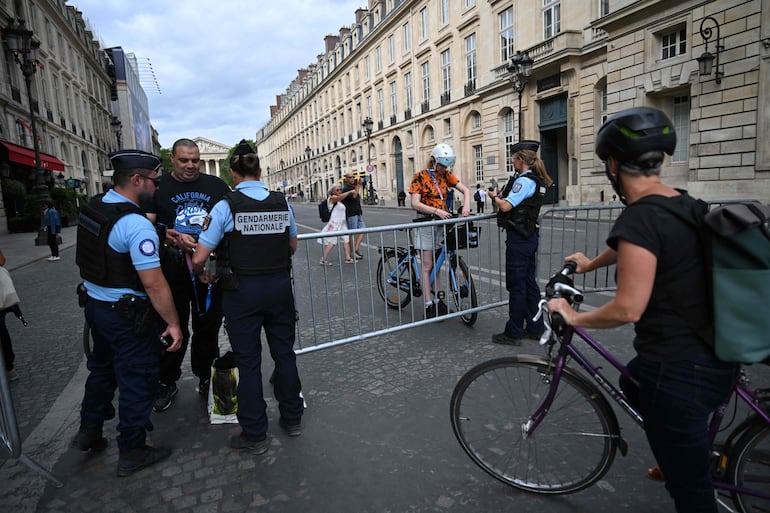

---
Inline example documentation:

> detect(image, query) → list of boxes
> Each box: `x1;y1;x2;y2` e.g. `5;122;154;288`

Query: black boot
70;427;108;452
116;445;172;477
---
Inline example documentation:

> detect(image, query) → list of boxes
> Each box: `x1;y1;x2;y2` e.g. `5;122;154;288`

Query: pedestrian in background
397;189;406;206
474;184;487;214
341;172;366;259
489;178;499;213
490;140;552;345
146;138;231;413
318;184;353;265
43;200;61;261
73;149;183;477
192;140;303;455
408;143;472;318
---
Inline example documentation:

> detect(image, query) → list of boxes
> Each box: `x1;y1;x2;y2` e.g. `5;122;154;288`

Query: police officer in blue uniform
490;140;553;345
72;150;183;477
192;140;302;455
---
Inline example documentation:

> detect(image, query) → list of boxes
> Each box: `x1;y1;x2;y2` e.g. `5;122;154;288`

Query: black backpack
318;200;336;222
474;190;481;202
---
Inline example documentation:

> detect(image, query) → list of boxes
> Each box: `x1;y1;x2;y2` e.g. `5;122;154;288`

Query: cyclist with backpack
547;107;739;513
408;143;472;318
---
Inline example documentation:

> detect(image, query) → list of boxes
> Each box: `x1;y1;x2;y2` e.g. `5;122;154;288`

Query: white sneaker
7;368;18;381
52;256;61;261
47;256;55;261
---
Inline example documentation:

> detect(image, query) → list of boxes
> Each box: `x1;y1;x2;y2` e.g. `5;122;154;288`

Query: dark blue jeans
620;354;739;513
223;272;303;440
81;303;160;452
503;230;544;338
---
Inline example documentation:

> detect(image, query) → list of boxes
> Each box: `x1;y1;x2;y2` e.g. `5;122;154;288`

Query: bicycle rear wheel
450;356;620;494
450;256;477;326
376;249;412;309
728;421;770;513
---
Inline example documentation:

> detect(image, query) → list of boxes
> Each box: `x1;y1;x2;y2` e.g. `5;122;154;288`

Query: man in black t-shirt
341;172;366;259
146;138;231;412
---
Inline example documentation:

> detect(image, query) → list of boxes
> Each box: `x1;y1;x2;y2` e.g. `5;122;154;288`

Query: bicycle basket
446;221;480;250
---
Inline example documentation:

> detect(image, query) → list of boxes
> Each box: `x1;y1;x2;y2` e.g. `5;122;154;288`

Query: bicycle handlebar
545;261;584;334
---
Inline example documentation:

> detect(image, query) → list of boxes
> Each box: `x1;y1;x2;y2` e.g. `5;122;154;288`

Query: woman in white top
318;183;354;265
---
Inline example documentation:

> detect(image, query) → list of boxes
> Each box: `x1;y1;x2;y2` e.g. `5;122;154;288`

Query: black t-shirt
607;193;712;361
150;173;231;237
341;183;363;217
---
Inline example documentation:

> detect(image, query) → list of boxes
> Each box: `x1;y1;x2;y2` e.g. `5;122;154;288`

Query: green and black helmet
595;107;677;163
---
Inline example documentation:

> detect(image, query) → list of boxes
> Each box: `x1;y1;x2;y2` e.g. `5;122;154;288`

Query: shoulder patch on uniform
513;183;523;193
139;239;156;256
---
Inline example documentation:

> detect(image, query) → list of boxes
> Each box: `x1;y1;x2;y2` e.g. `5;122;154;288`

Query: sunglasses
136;173;161;187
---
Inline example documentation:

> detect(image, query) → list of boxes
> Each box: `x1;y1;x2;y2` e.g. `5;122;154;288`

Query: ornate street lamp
362;117;374;204
696;16;724;84
3;19;47;205
507;50;534;141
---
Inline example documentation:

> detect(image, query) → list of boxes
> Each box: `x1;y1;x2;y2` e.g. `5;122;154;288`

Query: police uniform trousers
223;271;302;439
158;256;223;386
504;229;545;338
80;302;160;451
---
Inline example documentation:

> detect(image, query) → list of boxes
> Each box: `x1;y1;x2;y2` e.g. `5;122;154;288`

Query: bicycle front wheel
450;356;619;494
728;420;770;513
376;249;412;309
450;256;477;326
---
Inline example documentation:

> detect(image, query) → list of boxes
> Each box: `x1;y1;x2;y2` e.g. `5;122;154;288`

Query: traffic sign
366;164;374;173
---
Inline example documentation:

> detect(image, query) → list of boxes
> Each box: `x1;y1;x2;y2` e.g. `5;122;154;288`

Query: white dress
318;198;349;246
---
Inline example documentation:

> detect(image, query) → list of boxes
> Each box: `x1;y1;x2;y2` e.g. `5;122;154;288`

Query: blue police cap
510;140;540;154
109;149;162;172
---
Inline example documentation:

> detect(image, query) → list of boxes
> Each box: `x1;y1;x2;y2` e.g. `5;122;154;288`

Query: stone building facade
256;0;768;205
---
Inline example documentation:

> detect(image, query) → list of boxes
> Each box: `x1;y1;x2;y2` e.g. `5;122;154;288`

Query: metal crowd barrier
0;351;62;487
292;214;506;354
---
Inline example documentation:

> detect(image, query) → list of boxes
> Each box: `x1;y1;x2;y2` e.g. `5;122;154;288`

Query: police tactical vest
219;190;291;275
76;197;145;290
496;173;546;237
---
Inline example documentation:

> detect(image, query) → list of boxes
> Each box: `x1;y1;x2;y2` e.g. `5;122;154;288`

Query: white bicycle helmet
431;143;456;168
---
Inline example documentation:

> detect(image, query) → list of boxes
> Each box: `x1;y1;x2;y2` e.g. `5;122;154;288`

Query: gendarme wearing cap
109;150;163;173
510;140;540;154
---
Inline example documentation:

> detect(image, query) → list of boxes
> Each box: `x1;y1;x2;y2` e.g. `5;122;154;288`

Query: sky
68;0;365;150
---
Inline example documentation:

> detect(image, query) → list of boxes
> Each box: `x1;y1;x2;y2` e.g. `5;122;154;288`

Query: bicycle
376;216;479;326
450;262;770;511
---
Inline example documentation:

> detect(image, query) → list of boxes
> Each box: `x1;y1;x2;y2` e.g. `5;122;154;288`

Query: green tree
1;178;26;217
219;139;257;188
159;148;173;175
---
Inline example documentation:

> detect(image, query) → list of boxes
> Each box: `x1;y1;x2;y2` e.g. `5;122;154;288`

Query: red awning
0;141;65;172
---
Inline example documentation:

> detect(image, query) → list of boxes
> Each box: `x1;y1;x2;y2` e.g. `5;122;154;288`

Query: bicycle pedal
459;285;469;298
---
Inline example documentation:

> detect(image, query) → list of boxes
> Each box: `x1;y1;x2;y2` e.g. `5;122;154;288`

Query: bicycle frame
526;324;770;501
386;240;453;296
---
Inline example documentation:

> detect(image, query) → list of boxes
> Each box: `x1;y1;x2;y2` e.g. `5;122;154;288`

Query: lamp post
362;116;374;204
507;50;534;141
3;20;47;201
696;16;723;84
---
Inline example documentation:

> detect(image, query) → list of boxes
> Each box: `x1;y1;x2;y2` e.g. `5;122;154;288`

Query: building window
465;34;477;86
504;110;515;174
466;0;475;7
388;35;395;63
366;95;372;119
377;89;384;121
444;118;452;136
421;62;430;102
474;145;484;182
375;46;382;72
390;81;397;117
440;0;449;26
441;49;451;95
427;126;435;142
543;0;561;39
671;96;690;162
364;56;370;80
405;72;413;111
600;0;609;16
472;112;481;129
599;83;608;124
420;8;428;39
661;27;687;60
403;22;411;52
500;7;514;63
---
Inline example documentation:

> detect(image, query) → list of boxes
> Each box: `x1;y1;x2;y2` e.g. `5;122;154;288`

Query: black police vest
219;190;291;275
76;197;145;290
496;173;546;237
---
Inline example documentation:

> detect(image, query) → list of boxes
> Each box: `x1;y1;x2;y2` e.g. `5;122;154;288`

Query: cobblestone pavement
0;224;744;513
